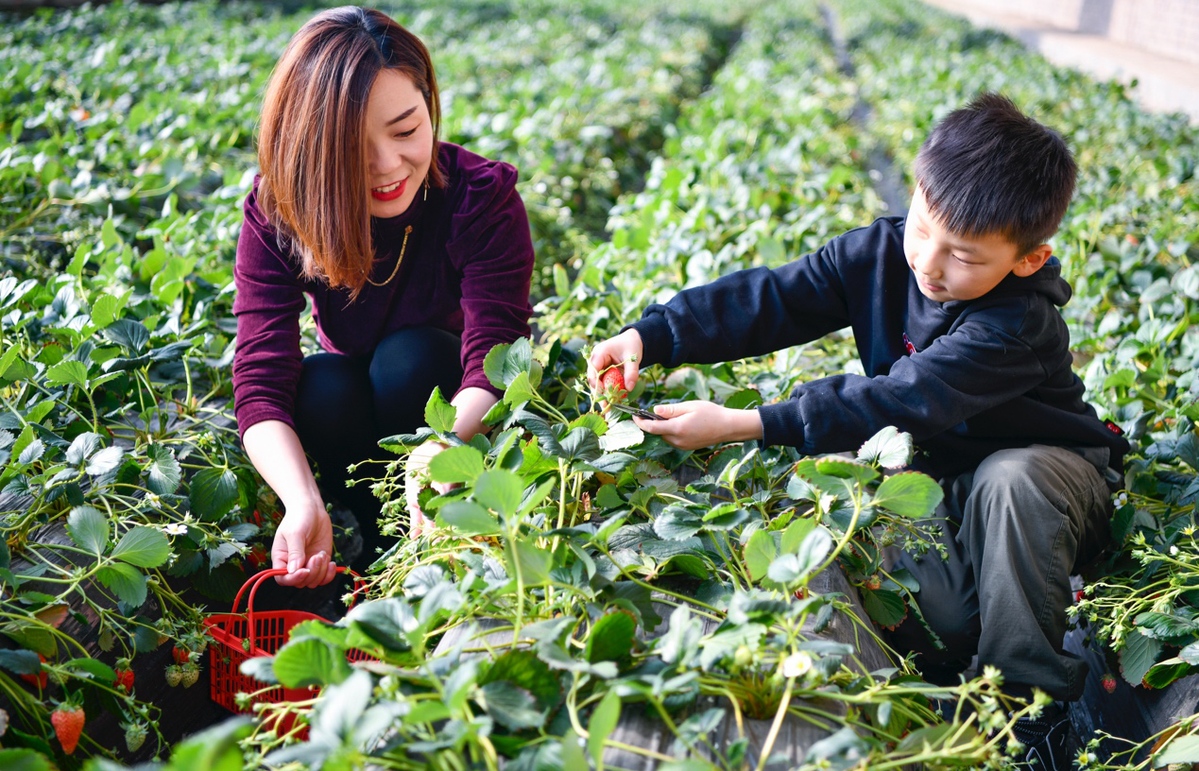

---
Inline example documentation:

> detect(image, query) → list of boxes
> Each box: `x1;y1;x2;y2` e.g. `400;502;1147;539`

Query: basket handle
228;567;369;653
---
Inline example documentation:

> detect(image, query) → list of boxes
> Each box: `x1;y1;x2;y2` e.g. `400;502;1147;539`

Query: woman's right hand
588;328;644;393
270;501;337;588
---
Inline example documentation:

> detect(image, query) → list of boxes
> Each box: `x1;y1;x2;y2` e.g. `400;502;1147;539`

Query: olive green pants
886;444;1114;701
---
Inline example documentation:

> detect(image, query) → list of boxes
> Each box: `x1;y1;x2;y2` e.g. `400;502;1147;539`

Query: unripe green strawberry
180;662;200;688
124;721;147;752
51;703;85;755
164;664;183;687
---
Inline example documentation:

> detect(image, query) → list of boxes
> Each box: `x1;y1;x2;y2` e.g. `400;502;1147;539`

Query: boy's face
904;186;1050;302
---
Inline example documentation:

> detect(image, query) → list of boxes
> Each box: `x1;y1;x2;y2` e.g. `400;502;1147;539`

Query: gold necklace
366;224;413;287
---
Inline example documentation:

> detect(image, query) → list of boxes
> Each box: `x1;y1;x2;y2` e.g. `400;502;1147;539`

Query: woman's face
364;69;434;218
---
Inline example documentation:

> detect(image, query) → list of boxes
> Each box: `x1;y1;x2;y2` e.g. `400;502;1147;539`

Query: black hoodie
629;216;1128;480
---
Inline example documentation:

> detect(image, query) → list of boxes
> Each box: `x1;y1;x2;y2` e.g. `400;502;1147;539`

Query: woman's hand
634;401;764;451
404;441;451;537
271;502;337;588
588;329;644;393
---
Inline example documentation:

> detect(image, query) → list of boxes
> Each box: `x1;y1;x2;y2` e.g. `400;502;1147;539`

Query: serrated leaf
1120;629;1164;686
438;501;501;536
815;457;879;485
104;318;149;354
428;444;485;485
861;588;908;630
653;506;704;541
189;467;239;521
111;527;171;568
1158;736;1199;765
91;293;122;328
872;472;943;518
67;505;109;554
599;420;644;451
0;649;43;675
474;469;524;519
857;426;914;469
744;529;779;583
588;689;621;764
273;637;351;688
97;563;147;607
502;371;537;406
1179;641;1199;665
585;611;636;666
147;444;182;495
479;649;561;711
45;360;89;390
1143;657;1194;690
511;539;551;586
781;518;816;554
65;432;103;465
85;446;124;476
424;387;456;433
559;426;602;463
17;439;44;465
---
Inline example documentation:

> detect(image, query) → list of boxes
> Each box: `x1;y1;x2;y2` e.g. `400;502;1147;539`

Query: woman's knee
369;327;463;429
295;353;373;443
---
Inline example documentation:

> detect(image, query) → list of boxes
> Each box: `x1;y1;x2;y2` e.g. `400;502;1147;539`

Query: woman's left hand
634;401;764;451
404;441;453;536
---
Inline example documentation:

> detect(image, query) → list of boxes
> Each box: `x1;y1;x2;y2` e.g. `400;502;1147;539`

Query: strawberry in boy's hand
600;368;628;402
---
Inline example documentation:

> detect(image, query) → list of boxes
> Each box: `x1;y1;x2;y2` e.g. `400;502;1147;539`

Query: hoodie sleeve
627;237;856;370
757;307;1048;452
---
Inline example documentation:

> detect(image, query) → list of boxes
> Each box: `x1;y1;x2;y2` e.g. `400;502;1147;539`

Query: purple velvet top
232;142;535;438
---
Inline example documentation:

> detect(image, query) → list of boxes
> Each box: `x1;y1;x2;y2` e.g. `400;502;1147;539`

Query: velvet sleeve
445;162;535;396
231;183;307;438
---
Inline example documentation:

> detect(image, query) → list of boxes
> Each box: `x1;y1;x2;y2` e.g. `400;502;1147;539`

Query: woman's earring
423;177;429;201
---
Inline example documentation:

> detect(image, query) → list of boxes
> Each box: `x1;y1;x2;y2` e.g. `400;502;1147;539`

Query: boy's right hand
588;329;644;394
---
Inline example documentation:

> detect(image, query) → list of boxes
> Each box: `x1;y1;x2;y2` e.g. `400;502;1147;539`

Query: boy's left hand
634;401;764;451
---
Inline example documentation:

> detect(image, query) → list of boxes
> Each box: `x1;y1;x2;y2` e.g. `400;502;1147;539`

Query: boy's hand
635;401;764;451
588;329;644;394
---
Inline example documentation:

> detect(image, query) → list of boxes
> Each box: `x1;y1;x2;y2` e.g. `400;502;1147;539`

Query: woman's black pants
293;326;462;570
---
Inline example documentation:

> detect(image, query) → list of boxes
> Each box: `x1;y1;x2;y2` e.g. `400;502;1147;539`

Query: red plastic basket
204;567;373;734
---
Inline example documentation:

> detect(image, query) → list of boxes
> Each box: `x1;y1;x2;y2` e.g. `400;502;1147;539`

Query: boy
589;93;1127;769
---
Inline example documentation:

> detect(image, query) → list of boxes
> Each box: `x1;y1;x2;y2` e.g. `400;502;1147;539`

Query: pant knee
370;327;463;433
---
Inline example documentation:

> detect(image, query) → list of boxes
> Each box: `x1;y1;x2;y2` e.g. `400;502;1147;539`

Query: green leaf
653;506;704;541
438;501;502;536
147;444;182;495
872;472;944;518
273;637;351;689
67;505;109;555
478;681;545;730
1179;641;1199;665
586;611;637;666
111;527;171;568
861;588;908;630
0;649;42;675
64;656;116;683
483;337;533;389
1143;657;1194;689
1120;629;1164;686
814;457;879;485
45;360;89;390
744;529;779;583
1135;610;1199;641
65;432;102;465
345;598;417;652
424;386;457;433
91;292;123;329
17;439;44;465
1157;736;1199;765
857;426;914;469
428;445;485;485
0;749;53;771
158;716;254;771
85;446;124;476
103;318;150;354
480;649;561;711
475;469;525;519
588;689;621;765
97;563;148;607
189;467;239;521
503;370;537;406
781;518;816;554
560;426;603;463
511;539;552;586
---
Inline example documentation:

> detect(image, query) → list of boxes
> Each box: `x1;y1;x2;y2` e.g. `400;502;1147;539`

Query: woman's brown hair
256;6;444;296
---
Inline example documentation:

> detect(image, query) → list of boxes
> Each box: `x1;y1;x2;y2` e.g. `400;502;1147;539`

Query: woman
233;6;535;588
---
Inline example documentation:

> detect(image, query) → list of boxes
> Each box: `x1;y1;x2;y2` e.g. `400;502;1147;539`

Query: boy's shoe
1012;704;1077;770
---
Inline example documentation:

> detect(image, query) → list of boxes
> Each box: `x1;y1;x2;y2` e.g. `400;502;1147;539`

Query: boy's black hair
914;93;1076;257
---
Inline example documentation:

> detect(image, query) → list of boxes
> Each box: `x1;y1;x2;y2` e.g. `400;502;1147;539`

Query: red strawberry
1074;589;1085;603
51;703;85;755
1101;673;1117;693
247;544;269;569
600;368;627;402
115;667;134;693
19;654;47;689
171;645;190;665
